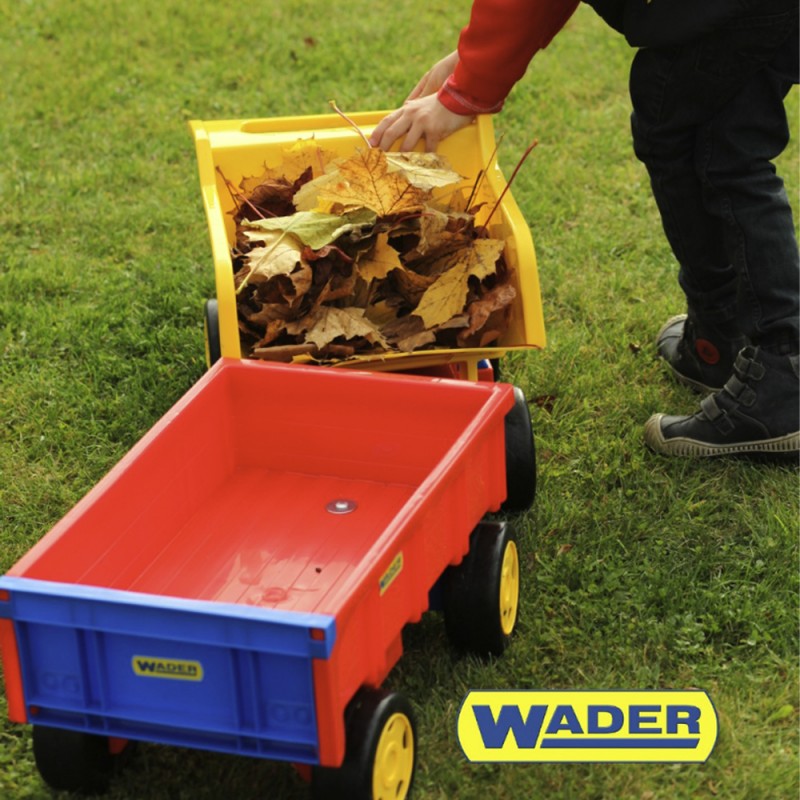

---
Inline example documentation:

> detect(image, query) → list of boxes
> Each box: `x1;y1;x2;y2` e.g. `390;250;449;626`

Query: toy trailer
0;359;521;799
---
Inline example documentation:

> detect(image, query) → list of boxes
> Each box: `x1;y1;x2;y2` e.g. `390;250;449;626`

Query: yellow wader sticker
132;656;204;682
379;552;404;595
457;690;718;763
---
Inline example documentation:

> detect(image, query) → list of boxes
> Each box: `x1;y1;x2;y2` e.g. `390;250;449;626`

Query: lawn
1;1;797;798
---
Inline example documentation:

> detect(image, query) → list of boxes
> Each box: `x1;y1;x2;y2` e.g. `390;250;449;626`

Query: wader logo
379;552;404;595
457;691;717;763
132;656;204;682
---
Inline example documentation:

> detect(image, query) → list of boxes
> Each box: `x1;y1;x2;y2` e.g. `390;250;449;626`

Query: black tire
312;688;416;800
502;386;536;513
32;726;116;794
443;521;520;656
204;298;222;368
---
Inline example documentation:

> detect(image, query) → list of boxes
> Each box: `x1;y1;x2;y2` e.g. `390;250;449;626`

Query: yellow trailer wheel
499;539;520;637
312;688;416;800
372;710;415;800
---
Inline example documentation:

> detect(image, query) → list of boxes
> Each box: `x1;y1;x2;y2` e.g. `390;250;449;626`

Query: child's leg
696;66;799;357
629;9;798;353
627;8;799;455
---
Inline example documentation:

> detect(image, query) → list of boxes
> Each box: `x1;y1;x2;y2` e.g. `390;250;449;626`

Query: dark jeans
627;3;800;355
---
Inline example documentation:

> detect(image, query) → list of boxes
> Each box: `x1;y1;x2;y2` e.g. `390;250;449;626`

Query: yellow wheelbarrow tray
189;111;545;379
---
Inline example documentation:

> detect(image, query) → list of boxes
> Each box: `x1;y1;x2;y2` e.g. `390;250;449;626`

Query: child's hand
369;95;473;152
406;51;460;101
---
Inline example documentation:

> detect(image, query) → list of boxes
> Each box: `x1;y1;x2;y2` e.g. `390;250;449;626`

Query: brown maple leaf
457;280;517;346
413;238;505;328
316;268;358;306
388;267;436;308
410;208;450;257
236;175;298;221
381;314;435;352
286;306;388;350
253;317;289;347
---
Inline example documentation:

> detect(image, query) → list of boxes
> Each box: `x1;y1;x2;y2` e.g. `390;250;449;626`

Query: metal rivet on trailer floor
326;499;358;514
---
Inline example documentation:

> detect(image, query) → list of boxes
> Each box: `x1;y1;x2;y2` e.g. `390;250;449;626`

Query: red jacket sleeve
438;0;580;114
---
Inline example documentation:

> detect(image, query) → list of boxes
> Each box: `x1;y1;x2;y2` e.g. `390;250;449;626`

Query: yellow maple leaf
357;233;403;283
413;238;505;328
299;148;428;217
284;139;339;177
364;299;399;328
292;170;343;212
240;141;338;189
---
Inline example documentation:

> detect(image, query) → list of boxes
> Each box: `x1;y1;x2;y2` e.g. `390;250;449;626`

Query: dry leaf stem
466;131;504;211
329;100;372;149
216;166;271;220
484;139;538;227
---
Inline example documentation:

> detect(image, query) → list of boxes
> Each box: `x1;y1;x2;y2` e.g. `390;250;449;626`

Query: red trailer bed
0;359;517;797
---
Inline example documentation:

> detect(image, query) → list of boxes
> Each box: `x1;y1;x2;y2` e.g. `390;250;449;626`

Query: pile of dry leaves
223;141;516;362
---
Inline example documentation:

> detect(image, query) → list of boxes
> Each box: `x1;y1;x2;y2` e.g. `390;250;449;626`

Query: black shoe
656;313;748;394
645;346;800;458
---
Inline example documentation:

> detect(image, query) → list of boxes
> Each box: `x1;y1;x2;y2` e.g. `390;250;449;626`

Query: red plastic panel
0;617;26;723
8;361;512;618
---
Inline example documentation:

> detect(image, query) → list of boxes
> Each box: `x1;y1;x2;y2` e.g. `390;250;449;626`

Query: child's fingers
369;108;410;150
369;97;474;152
406;71;434;102
405;51;459;102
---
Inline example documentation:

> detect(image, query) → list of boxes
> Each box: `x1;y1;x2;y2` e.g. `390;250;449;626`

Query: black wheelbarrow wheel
203;298;222;368
502;386;536;513
443;520;520;656
32;725;126;795
312;687;416;800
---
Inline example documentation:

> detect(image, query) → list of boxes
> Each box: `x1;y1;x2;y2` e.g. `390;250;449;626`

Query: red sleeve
438;0;580;115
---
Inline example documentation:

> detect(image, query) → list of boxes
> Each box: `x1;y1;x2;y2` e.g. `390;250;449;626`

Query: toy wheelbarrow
189;112;545;380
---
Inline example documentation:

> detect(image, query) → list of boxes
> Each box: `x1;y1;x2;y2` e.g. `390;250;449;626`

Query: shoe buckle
734;349;766;380
701;394;735;434
724;375;757;407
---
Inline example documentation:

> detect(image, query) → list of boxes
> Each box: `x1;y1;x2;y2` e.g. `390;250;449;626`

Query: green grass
1;1;798;798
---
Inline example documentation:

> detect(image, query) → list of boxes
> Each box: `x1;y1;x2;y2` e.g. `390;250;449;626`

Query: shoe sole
655;314;687;344
655;315;722;394
644;414;800;458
